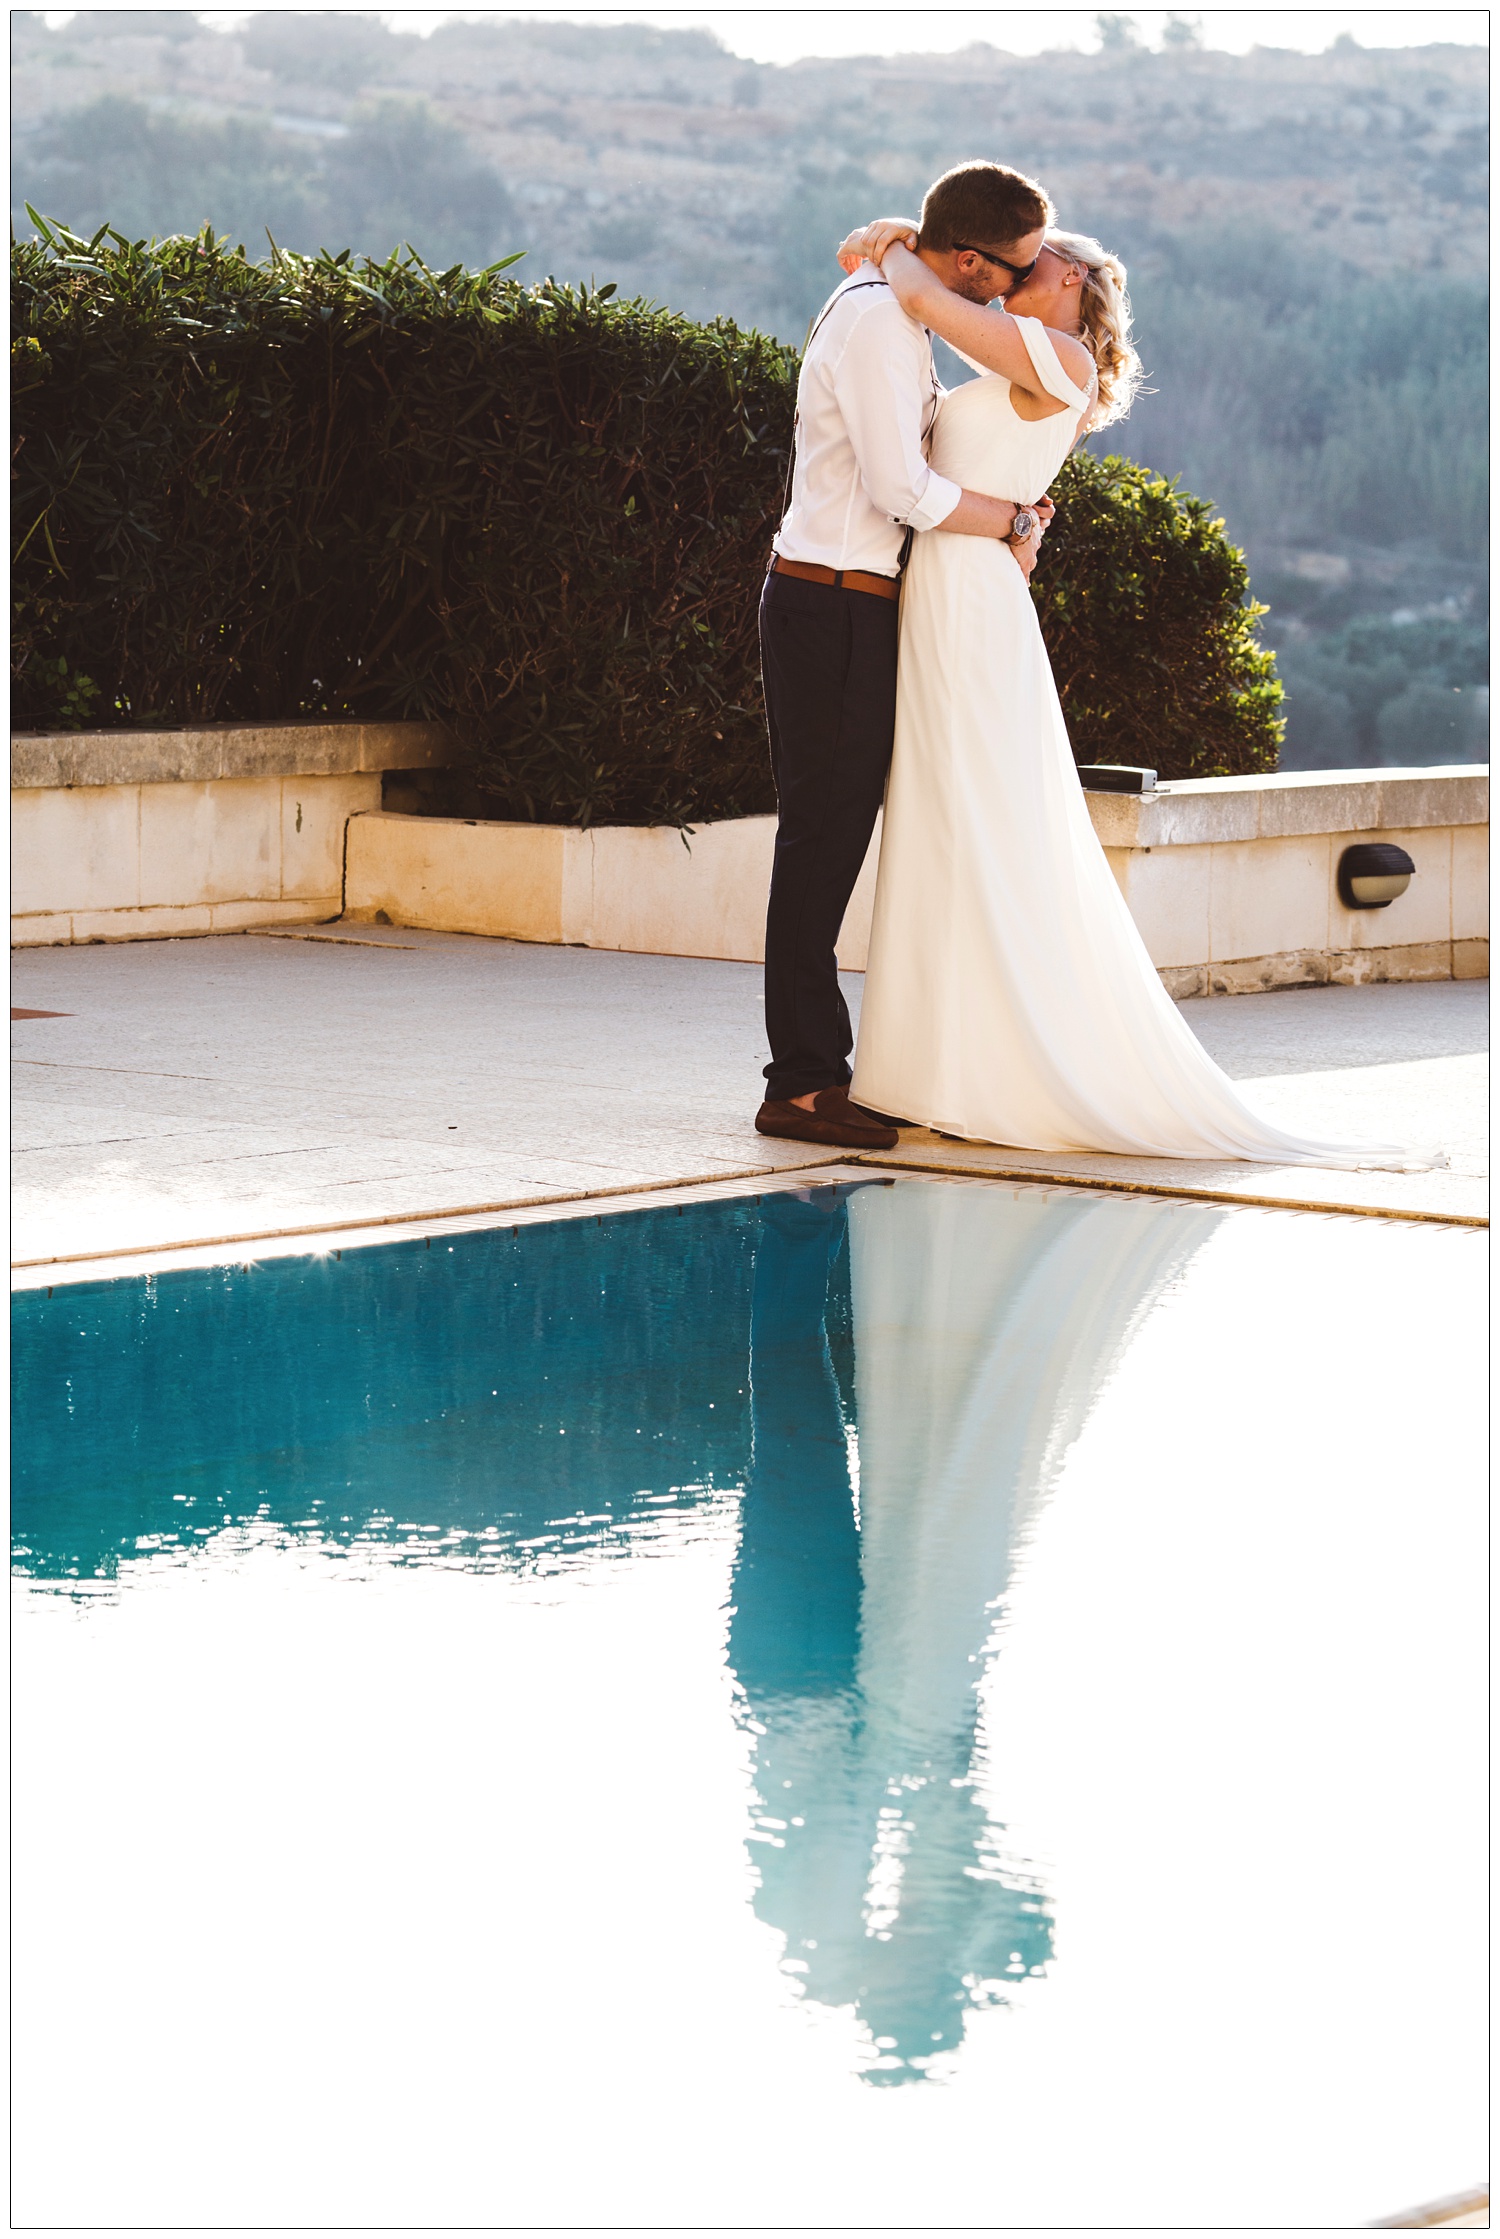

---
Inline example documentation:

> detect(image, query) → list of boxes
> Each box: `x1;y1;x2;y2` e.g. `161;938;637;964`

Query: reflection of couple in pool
17;1164;1223;2083
729;1180;1223;2079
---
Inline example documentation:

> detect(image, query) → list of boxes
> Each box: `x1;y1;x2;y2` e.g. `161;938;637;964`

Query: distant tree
1094;13;1143;51
1160;13;1204;48
1374;679;1488;766
756;158;901;342
1277;676;1357;771
12;95;318;247
62;9;199;40
1094;220;1487;564
317;97;518;267
1274;615;1488;767
241;10;398;88
11;92;519;271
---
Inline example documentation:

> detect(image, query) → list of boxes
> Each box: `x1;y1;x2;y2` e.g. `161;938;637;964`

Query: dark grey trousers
759;568;899;1102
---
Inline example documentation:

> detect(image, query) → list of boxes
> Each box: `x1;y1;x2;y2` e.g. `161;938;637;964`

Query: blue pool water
12;1177;1486;2226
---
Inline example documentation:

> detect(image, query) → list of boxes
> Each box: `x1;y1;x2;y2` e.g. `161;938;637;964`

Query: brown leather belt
769;554;901;602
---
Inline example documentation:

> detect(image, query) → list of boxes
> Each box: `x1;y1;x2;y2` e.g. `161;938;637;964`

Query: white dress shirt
772;264;963;578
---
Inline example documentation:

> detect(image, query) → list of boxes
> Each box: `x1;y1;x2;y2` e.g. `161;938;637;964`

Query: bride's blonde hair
1045;228;1142;425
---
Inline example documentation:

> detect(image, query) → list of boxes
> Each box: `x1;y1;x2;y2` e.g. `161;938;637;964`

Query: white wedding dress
851;319;1428;1172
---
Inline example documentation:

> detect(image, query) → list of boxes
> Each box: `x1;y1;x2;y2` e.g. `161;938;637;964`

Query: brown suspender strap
777;279;931;579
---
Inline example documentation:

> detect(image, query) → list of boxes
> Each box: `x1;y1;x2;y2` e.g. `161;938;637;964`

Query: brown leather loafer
755;1084;900;1150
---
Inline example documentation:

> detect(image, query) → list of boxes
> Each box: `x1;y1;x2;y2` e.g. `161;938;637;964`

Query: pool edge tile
10;1160;866;1288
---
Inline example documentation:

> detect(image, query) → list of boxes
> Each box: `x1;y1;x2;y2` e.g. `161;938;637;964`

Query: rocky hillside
13;13;1484;322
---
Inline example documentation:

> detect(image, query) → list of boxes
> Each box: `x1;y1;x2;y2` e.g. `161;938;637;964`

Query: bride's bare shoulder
1046;329;1097;388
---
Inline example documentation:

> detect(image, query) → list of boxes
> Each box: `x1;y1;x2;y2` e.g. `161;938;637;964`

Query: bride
834;220;1428;1173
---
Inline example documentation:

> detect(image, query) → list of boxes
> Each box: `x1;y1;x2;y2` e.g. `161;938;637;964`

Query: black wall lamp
1337;842;1416;910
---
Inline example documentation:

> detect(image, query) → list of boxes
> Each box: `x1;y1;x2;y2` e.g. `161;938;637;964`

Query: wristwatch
1009;506;1039;544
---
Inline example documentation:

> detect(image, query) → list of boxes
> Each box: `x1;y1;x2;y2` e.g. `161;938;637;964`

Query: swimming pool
12;1175;1485;2226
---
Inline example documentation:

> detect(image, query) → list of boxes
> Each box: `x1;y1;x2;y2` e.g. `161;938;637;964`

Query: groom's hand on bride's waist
1007;496;1054;579
939;491;1020;542
939;492;1052;547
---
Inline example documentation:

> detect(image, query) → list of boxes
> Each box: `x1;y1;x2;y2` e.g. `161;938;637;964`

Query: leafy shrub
13;220;1281;819
1032;450;1283;778
12;221;794;824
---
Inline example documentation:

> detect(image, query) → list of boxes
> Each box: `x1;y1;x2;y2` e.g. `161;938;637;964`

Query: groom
754;160;1054;1151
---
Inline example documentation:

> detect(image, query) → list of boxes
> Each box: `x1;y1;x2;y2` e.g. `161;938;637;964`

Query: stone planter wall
344;767;1488;991
10;724;1488;991
343;809;880;970
1088;767;1489;994
10;723;451;947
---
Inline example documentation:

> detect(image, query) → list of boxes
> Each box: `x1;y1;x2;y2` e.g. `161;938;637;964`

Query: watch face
1014;508;1037;538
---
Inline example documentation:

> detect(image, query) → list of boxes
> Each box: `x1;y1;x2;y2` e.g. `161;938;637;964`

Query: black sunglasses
952;241;1039;283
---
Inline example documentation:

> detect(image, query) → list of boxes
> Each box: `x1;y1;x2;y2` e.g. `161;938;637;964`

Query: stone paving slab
10;931;1487;1268
10;932;848;1265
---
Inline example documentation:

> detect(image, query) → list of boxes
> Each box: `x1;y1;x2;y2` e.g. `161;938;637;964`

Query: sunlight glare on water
11;1178;1485;2227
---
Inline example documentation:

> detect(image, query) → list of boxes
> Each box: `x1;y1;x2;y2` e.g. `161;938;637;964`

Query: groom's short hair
918;162;1054;252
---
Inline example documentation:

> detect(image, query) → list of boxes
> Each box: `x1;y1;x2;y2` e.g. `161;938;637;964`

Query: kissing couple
754;160;1423;1174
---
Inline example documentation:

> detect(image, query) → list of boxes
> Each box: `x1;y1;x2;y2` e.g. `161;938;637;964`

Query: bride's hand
1010;526;1043;581
835;217;920;274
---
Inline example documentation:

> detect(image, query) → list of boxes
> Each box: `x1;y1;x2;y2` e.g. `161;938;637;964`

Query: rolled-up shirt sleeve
904;462;963;530
830;301;962;532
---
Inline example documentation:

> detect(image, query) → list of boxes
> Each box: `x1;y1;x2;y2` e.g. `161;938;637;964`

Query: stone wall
10;723;451;947
10;725;1489;990
1087;768;1489;994
344;768;1488;991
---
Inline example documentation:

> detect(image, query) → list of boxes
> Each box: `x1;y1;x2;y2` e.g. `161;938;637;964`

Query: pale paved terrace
11;927;1487;1270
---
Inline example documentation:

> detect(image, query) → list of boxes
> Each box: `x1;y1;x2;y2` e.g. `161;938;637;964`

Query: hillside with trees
11;9;1488;768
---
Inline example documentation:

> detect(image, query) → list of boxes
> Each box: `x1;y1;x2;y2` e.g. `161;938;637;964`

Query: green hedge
1038;449;1283;778
12;222;1281;820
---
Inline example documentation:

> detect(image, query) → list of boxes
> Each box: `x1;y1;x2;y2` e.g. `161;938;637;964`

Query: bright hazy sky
183;9;1489;66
